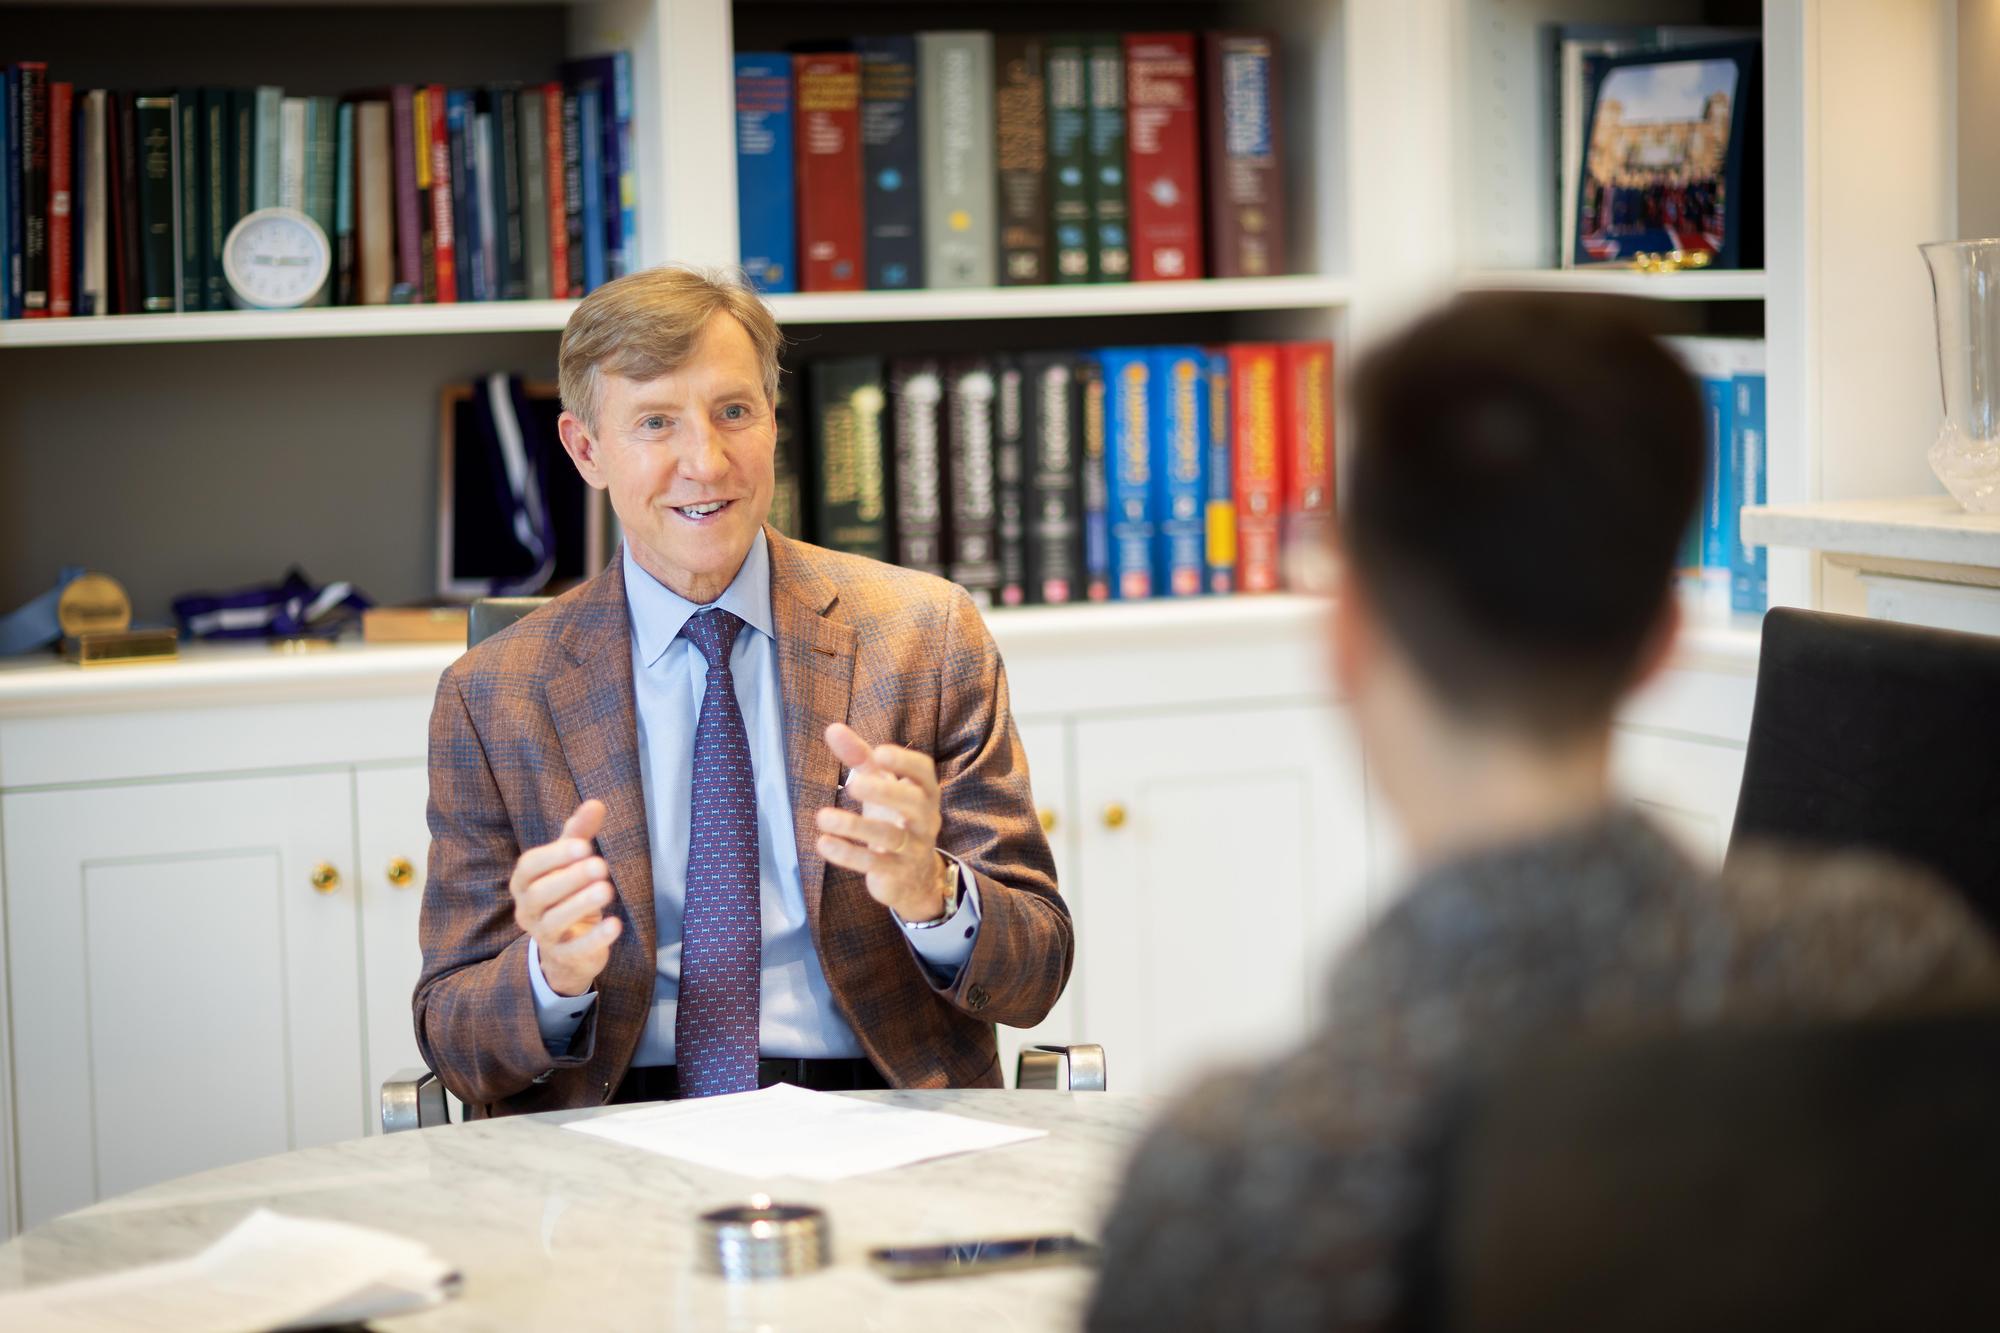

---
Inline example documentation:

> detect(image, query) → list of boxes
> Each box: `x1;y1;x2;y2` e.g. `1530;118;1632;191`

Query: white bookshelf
1457;268;1767;301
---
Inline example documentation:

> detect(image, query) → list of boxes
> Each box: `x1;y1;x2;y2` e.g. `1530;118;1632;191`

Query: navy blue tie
675;608;761;1097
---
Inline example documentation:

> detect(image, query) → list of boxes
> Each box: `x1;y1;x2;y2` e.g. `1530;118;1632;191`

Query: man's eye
722;404;749;421
641;415;668;431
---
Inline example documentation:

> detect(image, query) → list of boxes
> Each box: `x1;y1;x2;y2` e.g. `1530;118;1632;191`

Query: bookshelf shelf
1456;269;1768;302
0;301;582;349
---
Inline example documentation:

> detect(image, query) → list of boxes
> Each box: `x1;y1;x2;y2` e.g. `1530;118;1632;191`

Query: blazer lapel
767;528;856;943
544;560;657;958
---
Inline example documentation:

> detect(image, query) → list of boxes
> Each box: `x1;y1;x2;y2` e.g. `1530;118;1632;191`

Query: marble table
0;1090;1158;1331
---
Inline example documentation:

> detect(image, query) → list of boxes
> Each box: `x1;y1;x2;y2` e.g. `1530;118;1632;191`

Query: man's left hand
816;722;952;924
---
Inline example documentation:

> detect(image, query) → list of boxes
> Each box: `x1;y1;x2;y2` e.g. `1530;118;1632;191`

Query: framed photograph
1573;41;1761;269
437;376;611;600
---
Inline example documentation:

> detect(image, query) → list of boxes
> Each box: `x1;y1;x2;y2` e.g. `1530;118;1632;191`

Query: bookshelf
1457;268;1767;301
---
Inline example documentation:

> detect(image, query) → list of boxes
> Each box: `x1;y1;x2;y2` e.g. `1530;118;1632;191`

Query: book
68;87;82;311
49;81;72;317
992;356;1031;606
279;97;306;213
1021;351;1084;604
335;100;357;304
858;36;922;290
134;95;178;313
995;35;1049;286
412;88;436;301
427;86;456;304
1125;33;1205;281
253;85;282;211
561;91;583;296
1229;343;1283;592
1045;36;1092;283
1203;347;1237;594
1277;340;1335;559
735;53;797;293
1099;348;1156;599
563;53;634;277
230;87;254;225
769;382;808;541
1083;36;1129;282
795;52;863;292
493;88;526;299
811;356;890;559
4;66;18;318
1151;346;1209;597
1077;353;1111;599
890;357;948;576
172;88;204;313
1730;346;1768;614
918;31;996;289
388;86;422;300
201;89;231;310
356;100;393;305
1203;32;1286;277
80;89;108;316
112;91;139;314
519;90;549;299
1666;336;1737;613
445;91;476;301
19;62;49;316
946;358;1002;603
542;84;566;299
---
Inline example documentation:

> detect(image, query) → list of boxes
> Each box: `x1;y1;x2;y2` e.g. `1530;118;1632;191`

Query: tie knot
681;607;745;670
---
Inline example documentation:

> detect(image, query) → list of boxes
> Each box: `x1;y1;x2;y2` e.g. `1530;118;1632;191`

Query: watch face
225;209;330;308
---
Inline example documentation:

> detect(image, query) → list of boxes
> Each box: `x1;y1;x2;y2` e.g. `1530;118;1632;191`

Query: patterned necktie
674;607;761;1097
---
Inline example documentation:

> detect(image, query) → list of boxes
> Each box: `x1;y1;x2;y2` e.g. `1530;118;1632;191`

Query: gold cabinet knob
386;857;415;888
1101;802;1128;830
310;862;341;894
1038;808;1058;833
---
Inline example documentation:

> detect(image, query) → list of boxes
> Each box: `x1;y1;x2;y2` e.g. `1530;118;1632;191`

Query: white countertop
1741;496;2000;570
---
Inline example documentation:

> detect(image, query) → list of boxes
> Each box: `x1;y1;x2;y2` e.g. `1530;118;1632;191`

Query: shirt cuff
527;936;597;1052
900;857;982;981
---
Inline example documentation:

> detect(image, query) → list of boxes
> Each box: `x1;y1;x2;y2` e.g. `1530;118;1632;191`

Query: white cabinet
1611;727;1749;869
354;764;435;1126
1;772;365;1229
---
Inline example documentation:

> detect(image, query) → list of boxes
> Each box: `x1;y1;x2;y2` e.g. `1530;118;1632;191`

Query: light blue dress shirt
528;532;981;1062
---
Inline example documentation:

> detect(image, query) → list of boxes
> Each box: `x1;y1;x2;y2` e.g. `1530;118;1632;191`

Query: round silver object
698;1199;830;1281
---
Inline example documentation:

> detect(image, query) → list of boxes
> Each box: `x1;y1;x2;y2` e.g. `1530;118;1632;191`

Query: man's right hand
511;799;622;998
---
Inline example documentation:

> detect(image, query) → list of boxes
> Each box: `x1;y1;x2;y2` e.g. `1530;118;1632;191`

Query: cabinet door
1073;702;1369;1097
1611;727;1748;869
996;719;1077;1087
3;772;363;1229
354;764;440;1126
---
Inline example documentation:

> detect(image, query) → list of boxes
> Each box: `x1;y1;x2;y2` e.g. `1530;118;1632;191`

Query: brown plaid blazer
415;530;1072;1116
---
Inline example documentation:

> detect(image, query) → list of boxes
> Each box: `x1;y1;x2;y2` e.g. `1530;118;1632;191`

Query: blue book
733;53;795;293
858;36;922;290
1151;346;1209;597
1099;347;1156;600
574;82;605;292
1203;347;1236;594
1731;354;1769;614
1699;362;1735;577
444;91;480;301
564;54;633;277
5;66;19;319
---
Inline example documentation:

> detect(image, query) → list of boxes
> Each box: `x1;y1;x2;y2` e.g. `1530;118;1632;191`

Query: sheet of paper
0;1209;456;1333
564;1082;1047;1180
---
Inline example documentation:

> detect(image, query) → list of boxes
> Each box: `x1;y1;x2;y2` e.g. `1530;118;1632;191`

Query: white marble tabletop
0;1090;1158;1331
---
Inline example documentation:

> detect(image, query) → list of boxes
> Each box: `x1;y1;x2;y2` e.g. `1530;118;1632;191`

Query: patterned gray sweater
1086;807;1998;1332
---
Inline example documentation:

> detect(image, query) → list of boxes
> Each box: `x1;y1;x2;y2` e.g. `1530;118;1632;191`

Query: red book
1278;340;1335;562
48;82;74;317
794;53;864;292
1228;343;1283;593
1203;32;1286;278
425;85;456;304
543;83;568;299
388;85;422;299
1124;33;1204;282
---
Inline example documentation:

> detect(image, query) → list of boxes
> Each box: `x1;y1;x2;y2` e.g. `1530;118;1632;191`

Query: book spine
995;35;1048;286
1077;354;1112;600
1204;33;1285;277
919;31;996;289
279;97;306;213
82;90;108;316
172;89;201;313
48;81;72;317
495;89;526;300
389;86;421;299
859;36;922;290
1230;343;1283;592
357;100;393;305
615;51;636;274
134;96;177;313
561;93;583;296
1083;36;1129;282
21;62;48;315
230;90;254;221
335;100;356;305
811;356;891;560
1125;33;1205;281
1204;347;1237;594
1700;353;1735;584
1024;353;1083;604
4;66;19;319
946;358;1002;603
1731;355;1769;614
1278;340;1335;560
890;358;948;576
254;85;282;211
519;90;549;299
424;85;455;304
572;88;603;292
1045;37;1091;284
112;91;137;315
445;91;475;301
542;83;566;299
202;90;230;309
795;53;863;292
1101;348;1156;599
413;88;436;301
993;356;1031;606
769;382;809;541
562;55;630;277
735;54;797;294
1151;346;1209;597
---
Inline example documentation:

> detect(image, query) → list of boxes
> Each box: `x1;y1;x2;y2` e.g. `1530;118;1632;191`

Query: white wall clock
222;207;331;309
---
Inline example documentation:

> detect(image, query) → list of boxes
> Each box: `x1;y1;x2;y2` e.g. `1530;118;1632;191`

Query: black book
562;91;584;297
769;378;809;542
133;96;178;312
992;355;1031;606
1076;353;1111;600
230;90;254;221
492;88;527;300
201;89;231;309
995;36;1049;285
114;92;143;314
859;35;923;290
945;358;1002;604
1021;351;1085;604
176;90;205;314
20;63;49;315
810;357;890;560
889;357;947;576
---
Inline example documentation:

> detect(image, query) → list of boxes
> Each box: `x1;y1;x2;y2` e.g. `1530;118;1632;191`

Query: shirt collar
623;528;775;668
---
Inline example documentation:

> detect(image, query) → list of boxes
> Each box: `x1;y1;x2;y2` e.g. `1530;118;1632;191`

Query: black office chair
1405;1010;2000;1332
1728;608;2000;936
466;595;551;648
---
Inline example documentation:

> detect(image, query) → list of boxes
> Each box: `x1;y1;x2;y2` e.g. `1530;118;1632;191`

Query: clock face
223;208;331;309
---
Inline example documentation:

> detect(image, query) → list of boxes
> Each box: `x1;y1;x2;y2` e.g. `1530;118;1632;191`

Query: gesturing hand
815;722;953;924
510;799;623;998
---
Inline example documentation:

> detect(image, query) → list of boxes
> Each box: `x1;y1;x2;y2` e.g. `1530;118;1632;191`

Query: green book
201;88;232;309
304;96;337;304
253;84;283;210
810;357;890;560
133;95;180;312
176;89;205;313
1045;35;1091;283
1084;34;1129;283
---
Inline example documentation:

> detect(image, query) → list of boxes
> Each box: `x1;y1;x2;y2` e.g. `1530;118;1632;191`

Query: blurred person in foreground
1085;293;1998;1332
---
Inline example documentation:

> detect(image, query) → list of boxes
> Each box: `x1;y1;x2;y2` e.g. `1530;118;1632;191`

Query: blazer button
967;984;989;1011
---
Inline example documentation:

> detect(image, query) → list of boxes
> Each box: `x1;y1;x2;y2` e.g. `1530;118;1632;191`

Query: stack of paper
0;1209;458;1332
565;1083;1047;1180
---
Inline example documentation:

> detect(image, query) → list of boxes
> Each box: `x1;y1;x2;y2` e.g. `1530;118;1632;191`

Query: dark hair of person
1343;292;1704;739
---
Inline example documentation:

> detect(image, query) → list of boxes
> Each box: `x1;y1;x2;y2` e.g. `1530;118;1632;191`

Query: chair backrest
467;597;550;648
1406;1010;2000;1333
1729;607;2000;935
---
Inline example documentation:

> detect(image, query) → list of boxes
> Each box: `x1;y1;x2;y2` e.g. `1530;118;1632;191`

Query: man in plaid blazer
416;268;1071;1116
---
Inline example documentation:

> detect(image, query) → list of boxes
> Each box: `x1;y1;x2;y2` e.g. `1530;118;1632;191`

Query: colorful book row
735;30;1286;295
768;341;1333;606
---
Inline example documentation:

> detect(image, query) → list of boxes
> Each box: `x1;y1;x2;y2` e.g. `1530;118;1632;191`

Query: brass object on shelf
1628;249;1715;274
1101;803;1128;830
310;862;341;893
56;573;132;638
386;857;415;888
270;637;337;654
62;628;179;666
1038;808;1058;833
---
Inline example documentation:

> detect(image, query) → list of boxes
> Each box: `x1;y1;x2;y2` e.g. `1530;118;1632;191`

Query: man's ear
557;411;607;490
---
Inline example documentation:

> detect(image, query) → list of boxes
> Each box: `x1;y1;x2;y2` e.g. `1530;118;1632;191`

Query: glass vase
1922;239;2000;512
